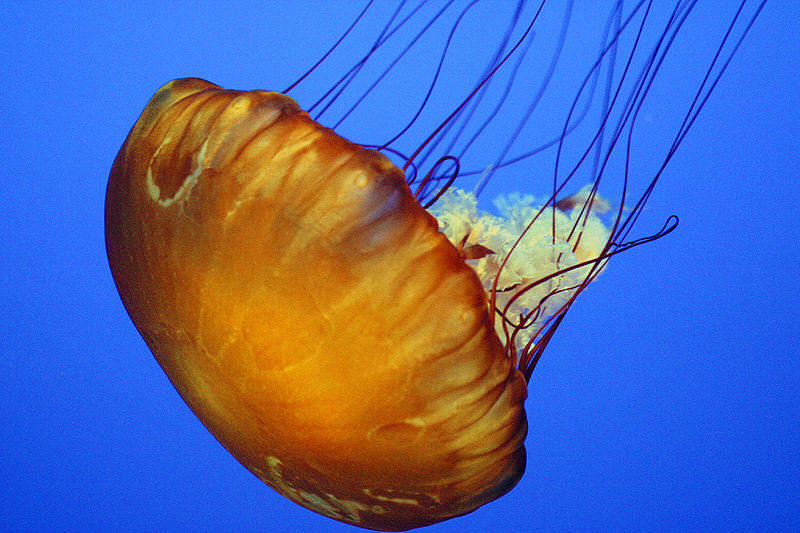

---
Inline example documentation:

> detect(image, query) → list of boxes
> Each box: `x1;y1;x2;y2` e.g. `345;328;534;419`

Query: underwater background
2;2;798;531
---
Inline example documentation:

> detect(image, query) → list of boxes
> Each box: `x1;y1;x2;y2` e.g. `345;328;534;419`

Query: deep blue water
2;2;798;531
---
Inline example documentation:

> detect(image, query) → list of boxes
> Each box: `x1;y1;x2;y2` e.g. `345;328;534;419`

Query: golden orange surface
105;78;528;530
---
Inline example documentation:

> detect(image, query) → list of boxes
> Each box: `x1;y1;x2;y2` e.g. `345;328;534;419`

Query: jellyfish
105;2;764;530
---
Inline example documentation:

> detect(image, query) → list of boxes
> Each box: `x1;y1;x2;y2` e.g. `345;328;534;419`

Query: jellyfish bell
105;2;764;531
106;78;528;530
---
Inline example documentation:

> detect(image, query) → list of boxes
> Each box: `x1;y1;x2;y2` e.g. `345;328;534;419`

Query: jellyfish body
105;78;528;530
106;1;766;529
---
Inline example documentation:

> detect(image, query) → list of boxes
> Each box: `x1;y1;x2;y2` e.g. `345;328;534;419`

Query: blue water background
1;2;798;531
